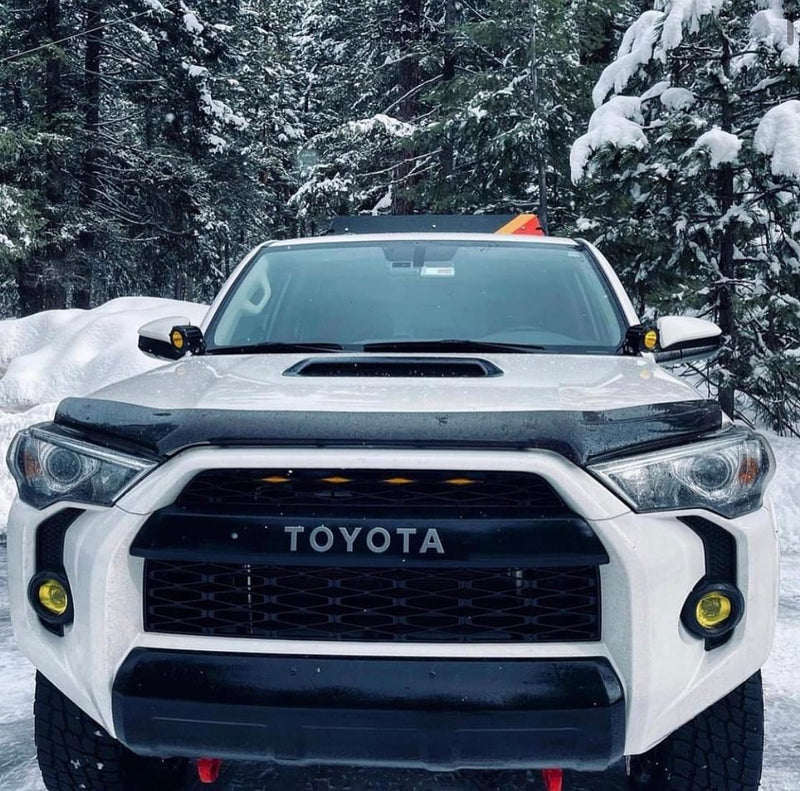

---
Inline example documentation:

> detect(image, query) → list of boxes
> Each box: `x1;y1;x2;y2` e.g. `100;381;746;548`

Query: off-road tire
34;672;187;791
628;671;764;791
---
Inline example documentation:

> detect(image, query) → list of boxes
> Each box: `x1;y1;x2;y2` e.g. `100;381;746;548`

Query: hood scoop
283;356;503;378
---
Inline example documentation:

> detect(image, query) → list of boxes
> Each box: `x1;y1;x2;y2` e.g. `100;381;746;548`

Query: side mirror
653;316;722;364
138;316;205;361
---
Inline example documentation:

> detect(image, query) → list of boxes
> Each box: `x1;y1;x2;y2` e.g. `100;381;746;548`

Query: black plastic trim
131;511;609;568
54;398;723;464
33;509;83;636
679;516;738;650
137;334;184;360
112;650;625;770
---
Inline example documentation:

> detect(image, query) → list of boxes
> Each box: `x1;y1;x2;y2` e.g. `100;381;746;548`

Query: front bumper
7;445;780;765
113;650;625;770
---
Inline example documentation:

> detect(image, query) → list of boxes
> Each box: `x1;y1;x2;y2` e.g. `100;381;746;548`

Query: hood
52;353;723;464
85;352;701;414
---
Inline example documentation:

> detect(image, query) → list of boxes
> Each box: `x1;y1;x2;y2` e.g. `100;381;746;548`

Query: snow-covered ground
0;301;798;790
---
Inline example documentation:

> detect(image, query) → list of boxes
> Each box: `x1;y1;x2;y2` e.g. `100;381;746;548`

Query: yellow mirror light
643;330;659;350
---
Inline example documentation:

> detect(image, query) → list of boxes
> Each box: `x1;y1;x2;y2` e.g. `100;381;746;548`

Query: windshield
206;240;626;354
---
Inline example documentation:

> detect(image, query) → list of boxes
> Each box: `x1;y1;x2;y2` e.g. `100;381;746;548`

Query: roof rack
328;214;544;236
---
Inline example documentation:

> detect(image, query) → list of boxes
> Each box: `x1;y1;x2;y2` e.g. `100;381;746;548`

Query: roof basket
328;214;544;236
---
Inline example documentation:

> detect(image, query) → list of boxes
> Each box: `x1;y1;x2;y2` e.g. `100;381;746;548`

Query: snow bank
769;436;800;554
692;128;743;167
571;96;648;183
755;101;800;179
0;298;207;529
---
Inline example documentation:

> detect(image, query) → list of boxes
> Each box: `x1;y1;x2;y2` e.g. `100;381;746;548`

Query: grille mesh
144;561;601;643
176;469;566;515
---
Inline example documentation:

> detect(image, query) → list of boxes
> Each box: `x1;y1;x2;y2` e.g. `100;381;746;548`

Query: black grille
144;561;600;643
177;469;566;515
36;508;84;570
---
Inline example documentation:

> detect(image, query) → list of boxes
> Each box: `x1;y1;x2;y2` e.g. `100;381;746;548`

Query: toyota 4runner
7;216;778;791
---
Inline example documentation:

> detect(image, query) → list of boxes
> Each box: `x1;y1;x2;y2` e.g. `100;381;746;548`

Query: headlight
7;425;157;509
589;429;774;518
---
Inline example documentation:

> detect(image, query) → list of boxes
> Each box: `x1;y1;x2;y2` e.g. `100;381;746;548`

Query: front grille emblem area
142;468;603;644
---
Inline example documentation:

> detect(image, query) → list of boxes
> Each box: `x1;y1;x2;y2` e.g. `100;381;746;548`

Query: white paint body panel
88;353;704;415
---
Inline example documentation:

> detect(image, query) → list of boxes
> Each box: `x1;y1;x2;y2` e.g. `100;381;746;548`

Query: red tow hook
542;768;563;791
196;758;222;784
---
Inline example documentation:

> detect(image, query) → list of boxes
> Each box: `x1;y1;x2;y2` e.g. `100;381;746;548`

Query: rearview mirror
138;316;205;361
654;316;722;364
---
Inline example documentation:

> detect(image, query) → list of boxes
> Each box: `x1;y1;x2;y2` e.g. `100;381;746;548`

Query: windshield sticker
420;265;455;277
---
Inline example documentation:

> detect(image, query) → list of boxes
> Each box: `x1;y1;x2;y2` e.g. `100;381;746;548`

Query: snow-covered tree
572;0;800;431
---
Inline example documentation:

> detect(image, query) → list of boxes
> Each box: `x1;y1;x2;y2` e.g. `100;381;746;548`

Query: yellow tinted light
695;591;732;629
38;579;69;617
643;330;658;350
171;329;185;349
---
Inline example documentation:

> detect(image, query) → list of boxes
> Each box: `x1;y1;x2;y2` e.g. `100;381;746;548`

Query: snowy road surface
1;541;798;790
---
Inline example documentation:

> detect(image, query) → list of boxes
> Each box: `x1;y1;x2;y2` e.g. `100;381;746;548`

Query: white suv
7;223;777;791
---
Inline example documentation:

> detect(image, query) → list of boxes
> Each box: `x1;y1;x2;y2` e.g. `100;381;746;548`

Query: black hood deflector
53;397;723;466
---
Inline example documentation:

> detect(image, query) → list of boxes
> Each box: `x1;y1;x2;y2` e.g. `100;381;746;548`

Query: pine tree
572;0;800;431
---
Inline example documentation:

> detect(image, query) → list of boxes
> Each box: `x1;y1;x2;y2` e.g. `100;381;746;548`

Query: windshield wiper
205;342;345;355
362;339;546;354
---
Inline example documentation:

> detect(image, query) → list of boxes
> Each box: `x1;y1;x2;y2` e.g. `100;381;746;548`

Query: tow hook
542;768;563;791
196;758;222;784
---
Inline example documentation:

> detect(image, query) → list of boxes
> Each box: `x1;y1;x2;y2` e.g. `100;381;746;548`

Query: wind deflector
283;357;503;378
53;397;723;465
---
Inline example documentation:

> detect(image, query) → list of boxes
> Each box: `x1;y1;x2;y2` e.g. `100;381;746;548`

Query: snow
750;10;799;67
0;298;207;529
692;128;743;167
659;0;726;51
347;114;415;139
183;11;204;35
571;97;648;183
660;87;695;111
593;11;662;108
640;80;671;103
754;101;800;180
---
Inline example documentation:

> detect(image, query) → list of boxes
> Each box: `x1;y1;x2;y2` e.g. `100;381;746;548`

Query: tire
628;671;764;791
34;672;187;791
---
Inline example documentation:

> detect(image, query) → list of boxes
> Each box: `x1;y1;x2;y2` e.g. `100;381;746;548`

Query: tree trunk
17;0;68;314
74;0;104;309
391;0;422;215
716;37;736;416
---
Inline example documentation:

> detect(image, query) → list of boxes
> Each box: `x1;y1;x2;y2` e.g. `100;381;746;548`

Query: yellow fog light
695;591;732;629
643;330;658;350
38;579;69;616
681;582;743;641
171;329;185;350
29;572;73;625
